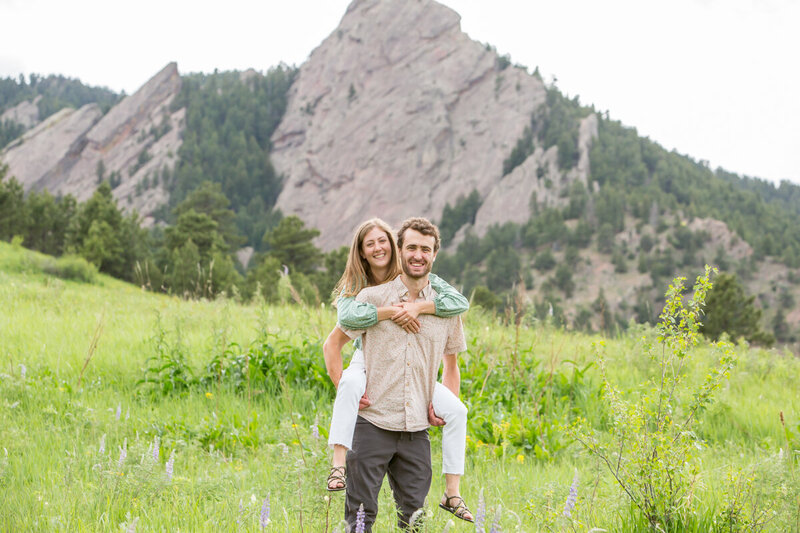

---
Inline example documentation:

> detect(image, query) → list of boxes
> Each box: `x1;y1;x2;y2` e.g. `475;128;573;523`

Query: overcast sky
1;0;797;185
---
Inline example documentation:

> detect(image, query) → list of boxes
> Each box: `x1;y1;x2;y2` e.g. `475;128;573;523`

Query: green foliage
536;87;593;169
572;266;739;529
553;264;575;297
65;182;149;280
590;114;800;268
502;125;535;176
700;272;775;346
0;165;26;241
261;215;321;276
0;73;120;120
485;246;521;291
168;67;296;248
0;118;25;149
202;334;334;397
139;320;333;399
439;189;482;245
502;84;592;175
470;285;502;311
534;249;556;271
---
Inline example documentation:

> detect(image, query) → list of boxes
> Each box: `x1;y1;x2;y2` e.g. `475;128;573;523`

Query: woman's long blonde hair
332;218;402;300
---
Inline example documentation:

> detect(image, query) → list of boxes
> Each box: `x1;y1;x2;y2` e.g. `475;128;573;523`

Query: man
325;217;468;531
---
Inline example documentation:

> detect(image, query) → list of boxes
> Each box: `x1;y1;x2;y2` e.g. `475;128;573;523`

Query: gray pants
345;416;432;531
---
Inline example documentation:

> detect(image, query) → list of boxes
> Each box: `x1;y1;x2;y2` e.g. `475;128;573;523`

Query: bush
572;266;739;529
40;254;98;283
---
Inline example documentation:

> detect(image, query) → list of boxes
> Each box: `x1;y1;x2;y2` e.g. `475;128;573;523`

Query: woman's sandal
326;466;346;492
439;494;474;523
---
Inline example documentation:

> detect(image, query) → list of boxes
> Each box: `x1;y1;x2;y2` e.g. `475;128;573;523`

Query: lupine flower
474;490;486;532
19;364;26;380
563;472;579;518
98;434;106;455
152;436;160;462
116;404;122;421
311;423;320;439
165;449;175;481
355;503;366;533
260;494;270;529
237;499;243;526
490;505;502;533
118;439;127;469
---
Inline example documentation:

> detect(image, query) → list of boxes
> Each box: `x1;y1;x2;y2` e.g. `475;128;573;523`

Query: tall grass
1;242;798;531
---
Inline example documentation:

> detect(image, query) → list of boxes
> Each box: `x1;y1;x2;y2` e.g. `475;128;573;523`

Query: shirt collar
392;275;432;302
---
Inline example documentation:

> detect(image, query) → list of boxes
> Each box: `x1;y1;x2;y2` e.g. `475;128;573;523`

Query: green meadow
1;240;798;532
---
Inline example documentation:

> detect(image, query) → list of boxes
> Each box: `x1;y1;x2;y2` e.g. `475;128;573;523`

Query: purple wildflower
98;434;106;455
355;503;366;533
260;494;270;529
563;472;579;518
237;499;243;526
311;423;320;440
116;404;122;421
152;436;160;462
474;490;486;532
118;438;127;469
165;449;175;481
490;505;502;533
19;364;26;380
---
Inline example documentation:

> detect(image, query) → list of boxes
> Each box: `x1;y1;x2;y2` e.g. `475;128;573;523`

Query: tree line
1;164;345;304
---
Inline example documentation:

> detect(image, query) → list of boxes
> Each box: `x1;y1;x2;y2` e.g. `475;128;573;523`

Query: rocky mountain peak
1;62;183;224
271;0;568;250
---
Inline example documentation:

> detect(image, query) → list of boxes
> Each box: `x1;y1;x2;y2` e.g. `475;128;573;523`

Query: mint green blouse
337;273;469;350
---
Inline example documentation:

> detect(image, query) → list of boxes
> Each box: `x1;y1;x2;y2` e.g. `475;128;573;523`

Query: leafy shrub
202;334;333;397
40;254;98;283
571;266;738;529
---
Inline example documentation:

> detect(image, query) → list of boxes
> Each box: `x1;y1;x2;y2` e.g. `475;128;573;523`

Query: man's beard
402;258;431;279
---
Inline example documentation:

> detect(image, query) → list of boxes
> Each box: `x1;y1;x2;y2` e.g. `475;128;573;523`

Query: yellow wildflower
516;454;525;464
205;392;213;399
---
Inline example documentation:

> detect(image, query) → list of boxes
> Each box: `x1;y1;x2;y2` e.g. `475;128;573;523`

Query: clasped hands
389;301;422;333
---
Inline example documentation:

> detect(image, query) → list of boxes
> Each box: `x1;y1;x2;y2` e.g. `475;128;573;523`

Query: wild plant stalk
78;311;104;388
571;266;738;529
279;374;307;468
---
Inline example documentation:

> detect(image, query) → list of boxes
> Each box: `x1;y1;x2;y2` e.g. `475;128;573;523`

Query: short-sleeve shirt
339;276;467;432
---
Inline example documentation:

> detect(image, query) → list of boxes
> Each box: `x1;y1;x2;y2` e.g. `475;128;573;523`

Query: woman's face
360;226;392;271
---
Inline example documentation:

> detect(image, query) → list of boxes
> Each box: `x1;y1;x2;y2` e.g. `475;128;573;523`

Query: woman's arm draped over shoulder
337;296;407;329
336;296;378;330
429;273;469;317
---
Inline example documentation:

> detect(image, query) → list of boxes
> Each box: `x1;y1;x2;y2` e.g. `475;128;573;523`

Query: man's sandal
326;466;346;492
439;494;474;523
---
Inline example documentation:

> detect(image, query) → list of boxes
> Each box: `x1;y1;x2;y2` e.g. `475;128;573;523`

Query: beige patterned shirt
340;276;467;432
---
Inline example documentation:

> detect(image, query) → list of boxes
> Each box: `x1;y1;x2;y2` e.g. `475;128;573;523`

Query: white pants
328;349;468;474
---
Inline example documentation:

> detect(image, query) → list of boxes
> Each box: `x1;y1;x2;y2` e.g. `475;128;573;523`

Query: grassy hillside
1;241;798;531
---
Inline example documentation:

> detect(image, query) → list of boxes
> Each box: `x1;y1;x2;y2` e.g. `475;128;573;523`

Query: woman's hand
391;302;422;333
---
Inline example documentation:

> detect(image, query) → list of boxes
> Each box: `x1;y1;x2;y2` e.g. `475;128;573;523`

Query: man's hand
391;302;421;333
428;402;445;426
358;394;371;410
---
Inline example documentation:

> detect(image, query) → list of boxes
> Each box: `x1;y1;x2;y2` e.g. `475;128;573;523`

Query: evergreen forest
2;68;800;349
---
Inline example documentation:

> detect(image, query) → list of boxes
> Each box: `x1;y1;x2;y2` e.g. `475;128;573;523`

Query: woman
322;218;474;522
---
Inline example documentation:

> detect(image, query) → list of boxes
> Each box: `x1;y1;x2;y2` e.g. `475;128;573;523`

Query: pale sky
1;0;798;185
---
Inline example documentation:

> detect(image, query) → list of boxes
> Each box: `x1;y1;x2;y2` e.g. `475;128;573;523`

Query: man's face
400;229;437;279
